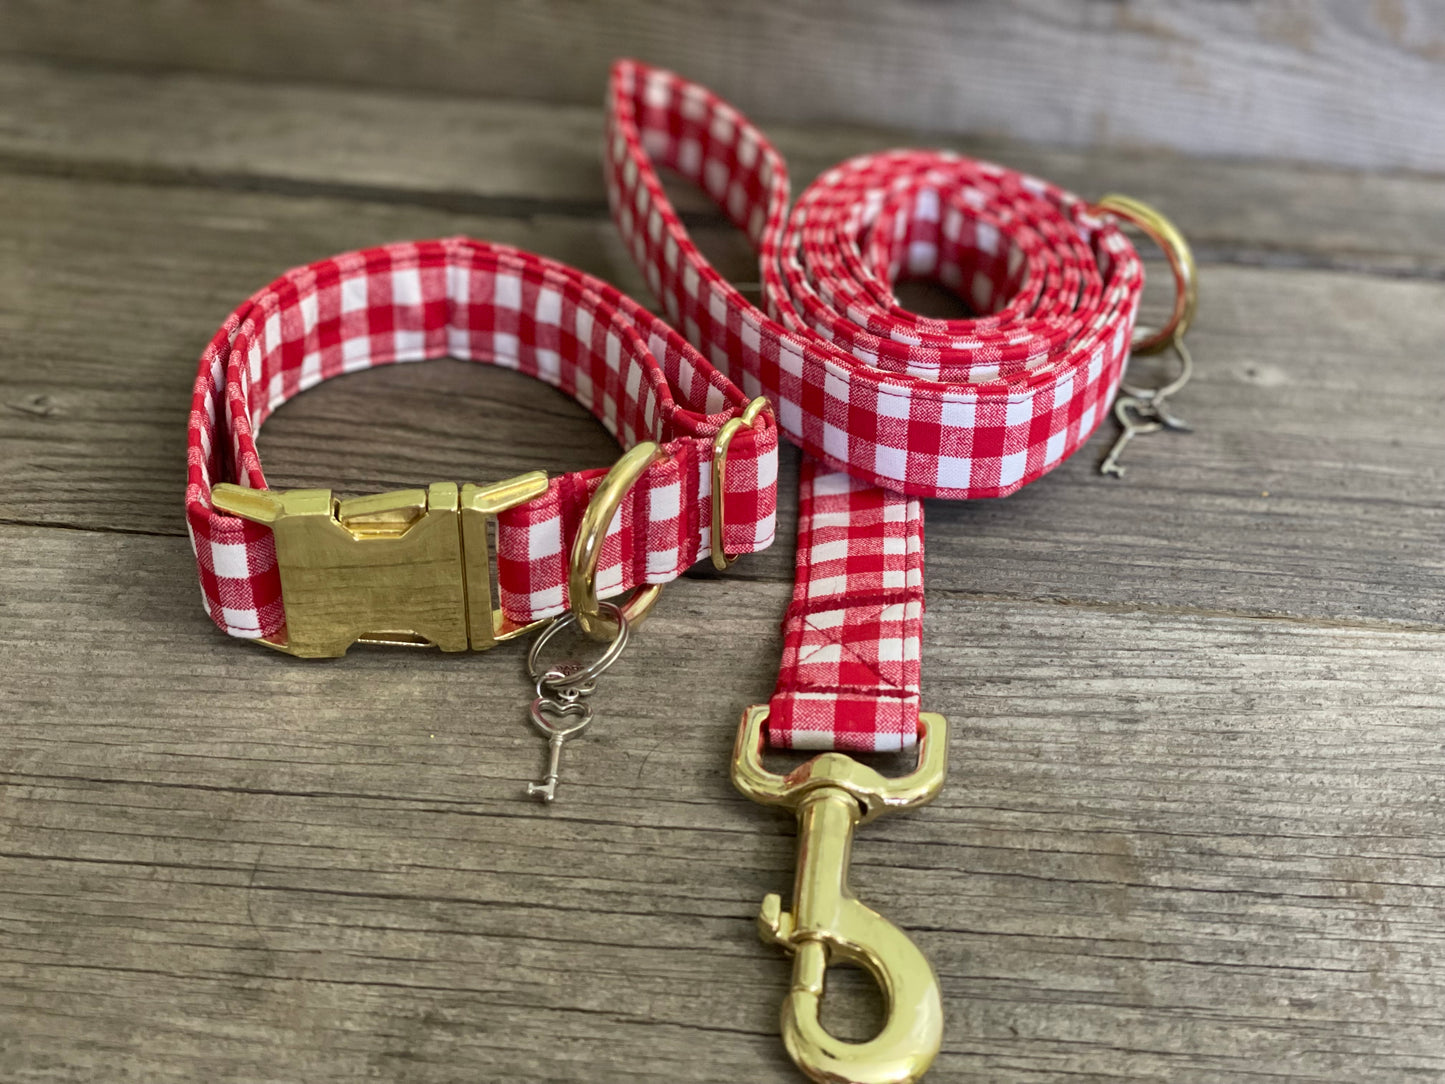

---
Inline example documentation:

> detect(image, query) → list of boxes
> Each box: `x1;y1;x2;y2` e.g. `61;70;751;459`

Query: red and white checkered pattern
767;462;923;752
606;61;1146;751
186;237;778;644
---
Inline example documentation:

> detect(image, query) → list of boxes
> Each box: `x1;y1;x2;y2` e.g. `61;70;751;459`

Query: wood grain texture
1;2;1444;172
2;60;1445;1084
3;527;1444;1083
3;57;1444;279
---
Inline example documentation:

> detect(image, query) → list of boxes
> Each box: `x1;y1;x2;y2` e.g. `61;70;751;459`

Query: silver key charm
1099;395;1166;478
526;696;594;803
522;603;631;804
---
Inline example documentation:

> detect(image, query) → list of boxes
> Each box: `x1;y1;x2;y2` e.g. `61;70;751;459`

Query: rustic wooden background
2;4;1444;1082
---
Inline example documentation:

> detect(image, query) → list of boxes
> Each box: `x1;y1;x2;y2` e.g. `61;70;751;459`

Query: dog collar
186;237;779;657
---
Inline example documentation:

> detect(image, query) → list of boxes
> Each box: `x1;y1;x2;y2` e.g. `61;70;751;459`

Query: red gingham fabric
606;61;1146;751
186;237;778;644
767;461;923;752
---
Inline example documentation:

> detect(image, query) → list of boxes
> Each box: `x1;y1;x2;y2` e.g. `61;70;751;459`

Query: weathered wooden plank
3;58;1444;277
1;171;1443;627
3;39;1443;1084
2;524;1443;1082
1;2;1443;173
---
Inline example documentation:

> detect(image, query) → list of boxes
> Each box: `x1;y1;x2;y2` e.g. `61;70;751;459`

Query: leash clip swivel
732;706;949;1084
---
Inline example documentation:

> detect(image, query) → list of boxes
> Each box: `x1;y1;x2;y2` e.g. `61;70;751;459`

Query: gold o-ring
568;441;666;640
1091;194;1198;355
711;396;771;571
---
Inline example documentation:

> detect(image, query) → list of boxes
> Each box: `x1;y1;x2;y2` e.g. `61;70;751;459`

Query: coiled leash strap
186;236;778;657
609;61;1151;751
608;60;1193;1084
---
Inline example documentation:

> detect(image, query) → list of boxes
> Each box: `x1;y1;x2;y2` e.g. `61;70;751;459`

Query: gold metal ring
569;441;666;640
710;396;771;571
1091;194;1198;355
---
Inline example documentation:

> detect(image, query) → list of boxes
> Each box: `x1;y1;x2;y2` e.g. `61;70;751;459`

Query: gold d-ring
569;441;666;640
711;396;771;570
1091;194;1198;355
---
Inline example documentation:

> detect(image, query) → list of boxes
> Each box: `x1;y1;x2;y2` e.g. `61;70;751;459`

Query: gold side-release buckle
732;705;949;1084
211;472;550;657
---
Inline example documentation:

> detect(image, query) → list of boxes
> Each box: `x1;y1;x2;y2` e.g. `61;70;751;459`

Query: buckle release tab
212;472;549;657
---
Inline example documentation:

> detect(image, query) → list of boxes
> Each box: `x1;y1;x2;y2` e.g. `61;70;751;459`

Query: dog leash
185;237;780;797
607;60;1197;1083
181;73;1197;1081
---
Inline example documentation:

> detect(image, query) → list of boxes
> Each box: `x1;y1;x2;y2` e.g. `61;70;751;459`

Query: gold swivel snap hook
732;705;950;1084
